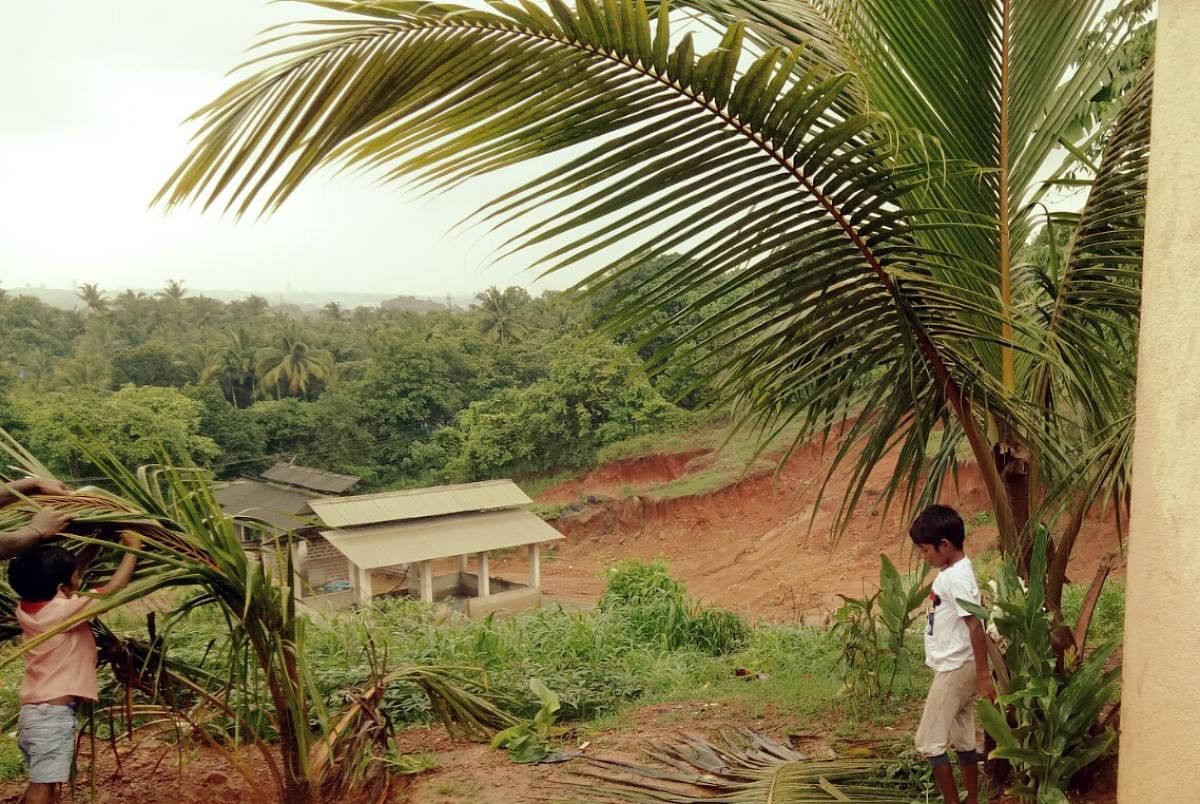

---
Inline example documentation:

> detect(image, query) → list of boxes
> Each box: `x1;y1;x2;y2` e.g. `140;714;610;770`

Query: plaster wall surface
1119;1;1200;797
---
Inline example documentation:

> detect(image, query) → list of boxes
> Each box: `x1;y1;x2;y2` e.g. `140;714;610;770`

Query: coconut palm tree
54;352;111;391
76;283;108;313
257;327;337;399
156;0;1153;607
320;301;345;321
220;327;260;407
474;286;530;344
158;279;187;303
176;341;223;386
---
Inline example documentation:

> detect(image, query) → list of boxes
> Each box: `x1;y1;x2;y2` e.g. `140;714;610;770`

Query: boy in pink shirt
8;532;140;804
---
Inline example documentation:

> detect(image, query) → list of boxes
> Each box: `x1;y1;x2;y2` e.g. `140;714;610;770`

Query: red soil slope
496;438;1124;620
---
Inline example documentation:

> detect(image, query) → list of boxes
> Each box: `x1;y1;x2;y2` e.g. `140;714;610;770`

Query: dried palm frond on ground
561;730;917;803
314;641;519;803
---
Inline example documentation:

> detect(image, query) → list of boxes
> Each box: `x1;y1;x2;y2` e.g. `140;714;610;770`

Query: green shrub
966;529;1120;803
832;556;930;701
599;560;748;655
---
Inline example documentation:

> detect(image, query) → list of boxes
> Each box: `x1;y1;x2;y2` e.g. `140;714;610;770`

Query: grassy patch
593;408;728;463
1062;578;1125;644
55;562;937;785
0;735;24;783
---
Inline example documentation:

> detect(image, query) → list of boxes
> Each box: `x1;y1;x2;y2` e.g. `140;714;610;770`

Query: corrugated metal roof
261;462;360;494
320;508;562;569
214;480;321;533
309;479;532;528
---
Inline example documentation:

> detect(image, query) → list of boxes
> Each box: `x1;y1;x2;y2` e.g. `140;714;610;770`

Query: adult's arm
0;477;70;507
0;478;75;559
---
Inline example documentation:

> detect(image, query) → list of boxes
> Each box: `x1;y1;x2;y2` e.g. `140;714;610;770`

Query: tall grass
598;559;749;654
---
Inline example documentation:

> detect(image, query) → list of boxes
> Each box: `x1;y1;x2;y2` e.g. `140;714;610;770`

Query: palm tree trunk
1045;493;1089;613
993;436;1033;571
253;628;315;804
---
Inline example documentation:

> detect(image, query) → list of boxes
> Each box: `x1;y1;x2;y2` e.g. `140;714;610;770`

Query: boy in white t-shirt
909;505;996;804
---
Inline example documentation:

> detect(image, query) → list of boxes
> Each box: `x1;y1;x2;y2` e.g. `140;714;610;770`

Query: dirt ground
0;700;1116;803
496;442;1124;621
0;440;1124;803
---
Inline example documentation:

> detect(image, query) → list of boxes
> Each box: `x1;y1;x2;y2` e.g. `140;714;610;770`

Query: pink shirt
16;593;99;704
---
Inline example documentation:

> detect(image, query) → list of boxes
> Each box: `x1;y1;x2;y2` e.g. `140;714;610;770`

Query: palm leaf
560;730;915;802
157;0;1054;544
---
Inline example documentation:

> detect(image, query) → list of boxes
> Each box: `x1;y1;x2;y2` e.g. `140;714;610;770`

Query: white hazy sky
0;0;595;298
1;1;1130;300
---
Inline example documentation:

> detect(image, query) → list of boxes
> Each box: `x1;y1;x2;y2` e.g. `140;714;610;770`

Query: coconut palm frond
158;0;1062;549
157;0;1153;598
1031;57;1152;505
560;730;915;802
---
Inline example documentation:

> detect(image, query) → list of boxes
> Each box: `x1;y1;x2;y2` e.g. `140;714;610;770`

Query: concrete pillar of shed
1119;2;1200;799
528;543;541;589
352;563;372;606
477;552;490;597
291;540;308;599
419;560;434;603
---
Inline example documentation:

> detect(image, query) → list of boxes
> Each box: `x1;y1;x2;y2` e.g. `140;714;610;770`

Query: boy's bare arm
93;532;142;596
966;616;997;702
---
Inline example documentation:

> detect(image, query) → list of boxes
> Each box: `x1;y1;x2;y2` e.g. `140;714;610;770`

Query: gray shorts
18;703;77;784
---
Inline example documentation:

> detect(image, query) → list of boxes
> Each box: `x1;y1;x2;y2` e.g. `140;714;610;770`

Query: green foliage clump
832;556;930;702
490;678;564;763
14;386;219;476
966;530;1120;803
445;341;676;481
598;559;748;655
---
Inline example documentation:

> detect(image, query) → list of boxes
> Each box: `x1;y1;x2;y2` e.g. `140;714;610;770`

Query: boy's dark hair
8;546;78;602
909;504;966;550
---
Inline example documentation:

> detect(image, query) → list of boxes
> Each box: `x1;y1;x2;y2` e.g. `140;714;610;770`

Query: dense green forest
0;260;719;489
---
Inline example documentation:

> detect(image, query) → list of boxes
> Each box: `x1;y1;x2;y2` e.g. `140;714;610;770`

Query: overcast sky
1;0;595;299
1;1;1130;300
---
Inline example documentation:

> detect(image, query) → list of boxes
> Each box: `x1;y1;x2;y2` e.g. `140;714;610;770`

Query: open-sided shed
307;480;561;617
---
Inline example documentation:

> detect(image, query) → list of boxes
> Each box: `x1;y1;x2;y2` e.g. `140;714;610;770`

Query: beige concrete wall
1119;1;1200;799
465;587;542;620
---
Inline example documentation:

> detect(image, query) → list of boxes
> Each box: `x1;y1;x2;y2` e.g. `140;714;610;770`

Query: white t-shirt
923;556;981;672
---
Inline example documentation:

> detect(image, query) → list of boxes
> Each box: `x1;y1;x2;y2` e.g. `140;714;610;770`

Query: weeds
598;559;748;654
491;679;564;763
832;556;930;702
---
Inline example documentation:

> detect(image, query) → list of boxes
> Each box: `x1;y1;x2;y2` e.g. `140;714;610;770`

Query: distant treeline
0;261;722;489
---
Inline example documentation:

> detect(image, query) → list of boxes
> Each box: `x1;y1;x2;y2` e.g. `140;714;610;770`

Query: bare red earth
496;441;1124;621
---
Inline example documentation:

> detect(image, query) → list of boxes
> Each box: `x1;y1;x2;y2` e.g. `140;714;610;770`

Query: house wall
1120;2;1200;798
465;587;541;619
